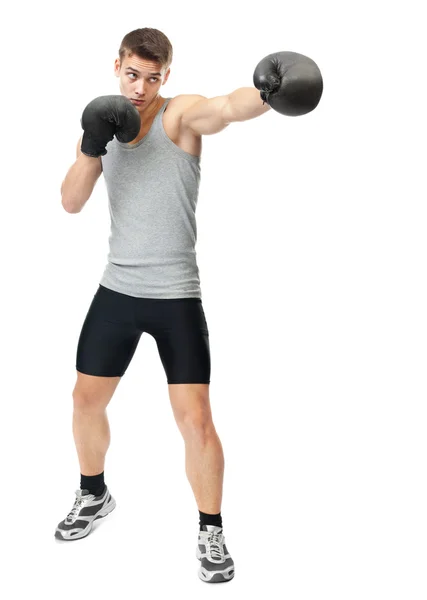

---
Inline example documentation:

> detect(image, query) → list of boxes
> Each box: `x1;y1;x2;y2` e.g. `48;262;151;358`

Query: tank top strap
152;97;172;131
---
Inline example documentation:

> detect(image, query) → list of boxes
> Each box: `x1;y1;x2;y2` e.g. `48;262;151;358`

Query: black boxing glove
80;95;141;157
253;51;323;116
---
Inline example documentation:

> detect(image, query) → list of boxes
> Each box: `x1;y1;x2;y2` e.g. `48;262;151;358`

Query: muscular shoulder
165;95;206;142
168;94;206;116
162;95;204;155
167;95;206;133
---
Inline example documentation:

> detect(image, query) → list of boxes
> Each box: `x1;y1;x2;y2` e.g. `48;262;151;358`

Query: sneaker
196;525;235;583
55;486;116;541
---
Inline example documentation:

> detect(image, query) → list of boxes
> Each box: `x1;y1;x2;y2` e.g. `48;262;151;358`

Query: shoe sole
54;498;116;541
196;547;235;583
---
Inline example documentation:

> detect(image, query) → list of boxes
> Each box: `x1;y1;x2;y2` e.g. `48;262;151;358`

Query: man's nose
135;81;146;96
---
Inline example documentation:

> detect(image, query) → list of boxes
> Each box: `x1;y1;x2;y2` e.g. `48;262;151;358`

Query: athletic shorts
76;284;211;383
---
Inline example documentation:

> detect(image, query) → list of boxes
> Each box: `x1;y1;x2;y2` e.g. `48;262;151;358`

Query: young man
55;28;322;583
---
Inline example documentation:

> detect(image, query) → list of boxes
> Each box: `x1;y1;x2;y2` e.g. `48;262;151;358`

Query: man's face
114;53;170;111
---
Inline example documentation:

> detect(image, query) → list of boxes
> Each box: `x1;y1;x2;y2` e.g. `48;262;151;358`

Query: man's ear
163;68;171;85
114;58;121;77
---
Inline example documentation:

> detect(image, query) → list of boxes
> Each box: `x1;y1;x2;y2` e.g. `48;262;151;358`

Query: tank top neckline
117;97;172;150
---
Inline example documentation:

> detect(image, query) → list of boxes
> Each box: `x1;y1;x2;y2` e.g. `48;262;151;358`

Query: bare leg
184;425;224;514
168;384;224;514
72;372;121;475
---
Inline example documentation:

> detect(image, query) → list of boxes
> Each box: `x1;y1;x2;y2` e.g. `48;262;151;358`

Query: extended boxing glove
80;95;141;157
253;51;323;116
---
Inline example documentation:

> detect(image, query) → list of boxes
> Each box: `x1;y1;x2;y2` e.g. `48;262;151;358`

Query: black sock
199;510;222;530
80;471;105;497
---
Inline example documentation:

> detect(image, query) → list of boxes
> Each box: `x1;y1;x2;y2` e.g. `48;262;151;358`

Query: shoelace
67;495;89;522
207;532;224;560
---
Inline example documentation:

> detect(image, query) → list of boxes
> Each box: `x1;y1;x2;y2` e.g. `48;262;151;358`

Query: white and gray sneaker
196;525;235;583
55;486;116;541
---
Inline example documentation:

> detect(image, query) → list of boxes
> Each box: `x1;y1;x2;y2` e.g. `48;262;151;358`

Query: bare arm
61;136;103;213
180;88;271;136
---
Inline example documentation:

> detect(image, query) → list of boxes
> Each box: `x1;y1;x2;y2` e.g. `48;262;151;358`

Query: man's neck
143;95;165;123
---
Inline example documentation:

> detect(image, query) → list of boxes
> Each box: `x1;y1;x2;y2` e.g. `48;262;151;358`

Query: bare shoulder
167;94;206;118
162;95;204;156
166;95;207;130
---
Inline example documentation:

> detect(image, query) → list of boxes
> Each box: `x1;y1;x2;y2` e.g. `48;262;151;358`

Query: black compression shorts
76;284;211;383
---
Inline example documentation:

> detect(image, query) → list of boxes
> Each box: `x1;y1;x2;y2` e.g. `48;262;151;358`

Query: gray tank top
100;97;202;299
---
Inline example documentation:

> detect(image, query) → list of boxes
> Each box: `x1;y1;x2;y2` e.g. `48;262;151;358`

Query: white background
1;0;426;598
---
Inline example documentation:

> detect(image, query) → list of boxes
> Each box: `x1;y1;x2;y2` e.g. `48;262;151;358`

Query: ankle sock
199;510;222;530
80;471;105;497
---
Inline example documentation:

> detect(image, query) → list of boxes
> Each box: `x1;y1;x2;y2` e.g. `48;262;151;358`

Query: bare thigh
73;371;122;409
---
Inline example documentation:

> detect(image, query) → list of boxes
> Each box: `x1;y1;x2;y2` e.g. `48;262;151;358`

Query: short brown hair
118;28;173;71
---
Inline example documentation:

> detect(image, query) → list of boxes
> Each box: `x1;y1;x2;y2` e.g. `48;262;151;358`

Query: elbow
61;197;81;213
61;181;81;213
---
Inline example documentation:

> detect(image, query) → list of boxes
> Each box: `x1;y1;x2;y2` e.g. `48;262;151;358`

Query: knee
180;410;214;440
72;390;105;412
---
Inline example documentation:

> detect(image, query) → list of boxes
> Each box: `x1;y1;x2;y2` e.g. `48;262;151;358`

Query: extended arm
181;50;323;135
181;87;271;135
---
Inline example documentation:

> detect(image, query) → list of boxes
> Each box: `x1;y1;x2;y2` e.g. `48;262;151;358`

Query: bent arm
61;136;103;213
